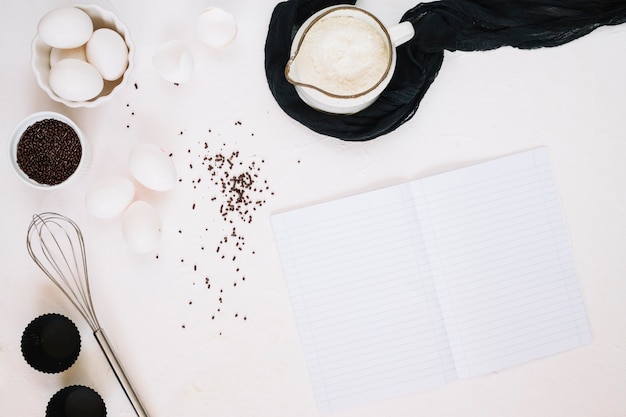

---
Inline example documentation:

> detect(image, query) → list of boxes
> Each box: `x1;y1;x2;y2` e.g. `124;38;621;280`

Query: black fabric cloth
265;0;626;141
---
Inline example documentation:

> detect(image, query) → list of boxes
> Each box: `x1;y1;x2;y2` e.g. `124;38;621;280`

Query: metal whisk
27;212;150;417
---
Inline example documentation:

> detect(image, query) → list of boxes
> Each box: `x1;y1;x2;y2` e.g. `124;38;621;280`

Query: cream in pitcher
287;14;391;96
285;6;414;114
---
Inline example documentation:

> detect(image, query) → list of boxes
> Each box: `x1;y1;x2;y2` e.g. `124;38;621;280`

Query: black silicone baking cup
46;385;107;417
21;313;81;374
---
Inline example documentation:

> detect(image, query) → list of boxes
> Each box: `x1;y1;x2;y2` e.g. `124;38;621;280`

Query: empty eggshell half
152;39;194;84
122;200;161;254
85;175;135;219
128;143;177;192
197;7;237;48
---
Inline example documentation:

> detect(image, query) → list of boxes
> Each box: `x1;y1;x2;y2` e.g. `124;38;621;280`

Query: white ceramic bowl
31;4;134;108
8;111;90;190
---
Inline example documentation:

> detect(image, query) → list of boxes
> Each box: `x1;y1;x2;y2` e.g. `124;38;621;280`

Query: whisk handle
94;328;150;417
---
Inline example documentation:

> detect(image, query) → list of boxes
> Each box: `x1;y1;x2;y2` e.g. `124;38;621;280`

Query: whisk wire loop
27;213;100;331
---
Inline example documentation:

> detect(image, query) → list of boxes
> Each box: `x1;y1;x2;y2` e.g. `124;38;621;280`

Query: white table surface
1;1;625;416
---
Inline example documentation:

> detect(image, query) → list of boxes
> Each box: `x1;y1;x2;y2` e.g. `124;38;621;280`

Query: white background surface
1;1;625;416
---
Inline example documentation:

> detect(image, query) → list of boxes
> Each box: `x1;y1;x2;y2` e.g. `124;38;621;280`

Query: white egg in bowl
31;4;134;108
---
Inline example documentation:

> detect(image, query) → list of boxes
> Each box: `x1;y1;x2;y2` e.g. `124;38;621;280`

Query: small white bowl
8;111;90;190
31;4;134;108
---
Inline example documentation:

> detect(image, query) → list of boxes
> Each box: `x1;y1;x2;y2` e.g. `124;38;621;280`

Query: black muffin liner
46;385;107;417
21;313;81;374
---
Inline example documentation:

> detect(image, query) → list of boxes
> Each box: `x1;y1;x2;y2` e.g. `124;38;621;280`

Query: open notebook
271;148;591;414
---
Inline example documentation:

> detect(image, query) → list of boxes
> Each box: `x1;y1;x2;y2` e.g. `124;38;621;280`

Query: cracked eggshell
128;144;177;192
122;201;161;254
85;175;135;219
152;39;194;84
197;7;237;48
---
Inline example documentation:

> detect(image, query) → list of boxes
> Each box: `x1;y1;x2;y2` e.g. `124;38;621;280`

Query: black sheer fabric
265;0;626;141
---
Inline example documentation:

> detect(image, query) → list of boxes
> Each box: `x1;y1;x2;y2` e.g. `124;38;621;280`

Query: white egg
50;45;87;67
38;6;93;49
128;144;177;192
152;39;194;84
49;59;104;102
86;28;129;81
197;8;238;48
85;175;135;219
122;201;161;254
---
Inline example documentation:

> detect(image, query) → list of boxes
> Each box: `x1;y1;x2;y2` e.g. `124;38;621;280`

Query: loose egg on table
85;175;136;219
122;201;162;254
128;144;177;192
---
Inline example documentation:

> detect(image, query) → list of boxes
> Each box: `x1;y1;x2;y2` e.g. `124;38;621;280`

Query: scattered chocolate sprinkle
167;122;275;332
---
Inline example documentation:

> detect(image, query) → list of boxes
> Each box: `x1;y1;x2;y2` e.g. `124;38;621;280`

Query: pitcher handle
388;21;415;47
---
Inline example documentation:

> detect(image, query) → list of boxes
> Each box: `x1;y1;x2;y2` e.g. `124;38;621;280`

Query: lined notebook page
272;185;456;413
272;147;591;413
411;148;591;378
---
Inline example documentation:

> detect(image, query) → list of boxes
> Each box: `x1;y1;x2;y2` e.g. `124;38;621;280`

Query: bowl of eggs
31;4;134;107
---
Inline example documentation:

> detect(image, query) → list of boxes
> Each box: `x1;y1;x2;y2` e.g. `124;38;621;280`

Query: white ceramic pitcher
285;5;415;114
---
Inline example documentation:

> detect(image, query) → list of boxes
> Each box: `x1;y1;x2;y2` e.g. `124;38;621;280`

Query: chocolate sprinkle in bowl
8;111;90;189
